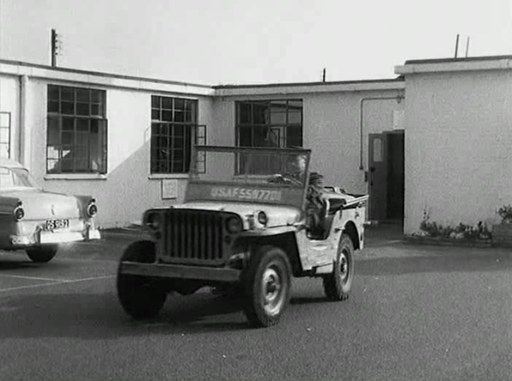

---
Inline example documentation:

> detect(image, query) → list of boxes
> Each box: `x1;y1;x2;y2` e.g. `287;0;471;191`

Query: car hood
172;201;302;228
0;188;81;220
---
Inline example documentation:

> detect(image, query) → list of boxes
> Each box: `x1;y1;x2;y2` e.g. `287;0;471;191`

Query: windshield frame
186;145;312;209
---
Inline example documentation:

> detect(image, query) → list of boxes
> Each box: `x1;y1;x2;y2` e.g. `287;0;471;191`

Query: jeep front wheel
242;246;291;328
323;234;354;301
117;241;167;319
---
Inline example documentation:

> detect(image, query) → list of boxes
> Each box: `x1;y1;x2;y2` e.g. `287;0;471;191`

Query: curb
404;236;493;248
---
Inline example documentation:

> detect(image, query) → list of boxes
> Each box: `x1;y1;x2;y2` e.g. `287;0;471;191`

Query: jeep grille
161;209;230;266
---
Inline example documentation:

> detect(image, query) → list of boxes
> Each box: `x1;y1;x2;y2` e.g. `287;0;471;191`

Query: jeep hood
171;201;302;228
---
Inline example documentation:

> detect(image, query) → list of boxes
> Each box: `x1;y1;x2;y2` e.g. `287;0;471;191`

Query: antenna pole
465;36;470;57
454;34;459;58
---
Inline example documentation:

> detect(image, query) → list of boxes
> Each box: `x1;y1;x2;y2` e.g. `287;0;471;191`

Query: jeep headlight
257;211;268;226
145;212;161;230
225;216;242;234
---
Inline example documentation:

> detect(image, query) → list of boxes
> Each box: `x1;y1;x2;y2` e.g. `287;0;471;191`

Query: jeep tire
242;246;291;328
323;233;354;301
26;245;58;263
117;240;167;319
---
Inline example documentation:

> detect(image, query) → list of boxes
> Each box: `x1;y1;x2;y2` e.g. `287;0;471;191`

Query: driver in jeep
306;172;326;237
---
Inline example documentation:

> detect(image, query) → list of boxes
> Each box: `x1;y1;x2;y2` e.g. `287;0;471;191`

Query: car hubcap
261;266;284;316
339;250;349;282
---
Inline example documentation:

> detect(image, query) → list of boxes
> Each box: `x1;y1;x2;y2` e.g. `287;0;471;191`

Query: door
368;133;388;221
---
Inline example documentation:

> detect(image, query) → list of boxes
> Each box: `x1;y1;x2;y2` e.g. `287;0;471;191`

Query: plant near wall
497;205;512;224
418;209;491;240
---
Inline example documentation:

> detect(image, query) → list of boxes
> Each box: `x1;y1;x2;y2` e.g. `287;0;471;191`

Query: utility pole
51;29;61;67
322;68;326;82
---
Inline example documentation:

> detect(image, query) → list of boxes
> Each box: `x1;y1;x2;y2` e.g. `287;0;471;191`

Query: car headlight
225;216;242;234
145;212;161;230
13;202;24;221
257;211;268;226
86;199;98;217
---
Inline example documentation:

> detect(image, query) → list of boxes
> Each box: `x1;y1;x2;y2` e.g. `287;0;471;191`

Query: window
0;112;11;159
47;85;107;174
236;100;303;148
151;96;204;174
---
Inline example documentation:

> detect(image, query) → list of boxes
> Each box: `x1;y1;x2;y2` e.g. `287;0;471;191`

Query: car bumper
119;261;241;283
10;227;101;247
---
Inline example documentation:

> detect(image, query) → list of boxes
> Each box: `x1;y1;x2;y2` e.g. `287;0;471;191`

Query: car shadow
0;290;256;340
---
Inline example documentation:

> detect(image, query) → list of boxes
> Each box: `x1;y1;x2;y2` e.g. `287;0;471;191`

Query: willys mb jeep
117;146;368;327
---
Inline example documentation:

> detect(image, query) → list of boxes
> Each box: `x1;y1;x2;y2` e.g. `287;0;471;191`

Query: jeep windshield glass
186;146;310;207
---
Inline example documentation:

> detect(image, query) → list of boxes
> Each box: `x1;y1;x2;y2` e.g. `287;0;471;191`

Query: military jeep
117;145;368;327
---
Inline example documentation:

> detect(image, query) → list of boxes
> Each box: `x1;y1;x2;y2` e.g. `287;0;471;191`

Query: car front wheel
323;233;354;301
242;246;292;328
26;245;58;263
117;240;167;320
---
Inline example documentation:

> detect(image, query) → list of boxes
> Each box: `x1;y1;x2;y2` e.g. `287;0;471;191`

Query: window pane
288;110;301;124
162;110;172;122
61;87;74;101
151;96;160;108
151;109;160;120
174;111;184;122
47;117;60;145
63;118;74;131
77;103;89;116
162;97;172;109
76;89;90;102
91;104;100;116
62;101;74;115
48;86;59;101
77;119;89;132
48;100;59;113
239;103;251;124
253;104;267;124
270;111;286;124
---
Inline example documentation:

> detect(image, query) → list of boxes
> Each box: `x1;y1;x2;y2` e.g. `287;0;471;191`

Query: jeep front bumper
119;262;241;283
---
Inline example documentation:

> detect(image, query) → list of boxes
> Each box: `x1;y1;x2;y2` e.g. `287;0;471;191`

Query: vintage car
117;146;368;327
0;158;101;263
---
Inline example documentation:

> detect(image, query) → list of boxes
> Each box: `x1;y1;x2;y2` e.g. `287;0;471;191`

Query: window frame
46;85;108;174
150;95;203;175
235;99;303;149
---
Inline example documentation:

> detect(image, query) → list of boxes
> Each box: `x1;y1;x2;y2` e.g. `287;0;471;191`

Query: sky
0;0;512;85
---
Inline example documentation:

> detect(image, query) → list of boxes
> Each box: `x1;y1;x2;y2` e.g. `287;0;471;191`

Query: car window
0;167;36;189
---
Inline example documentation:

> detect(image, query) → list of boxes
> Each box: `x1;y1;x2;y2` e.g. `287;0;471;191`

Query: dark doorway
368;130;404;222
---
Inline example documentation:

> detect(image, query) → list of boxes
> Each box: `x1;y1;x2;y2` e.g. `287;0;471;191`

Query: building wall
212;90;404;196
20;77;214;228
0;74;20;160
403;70;512;234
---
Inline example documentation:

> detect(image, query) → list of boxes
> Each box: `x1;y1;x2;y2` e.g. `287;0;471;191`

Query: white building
5;56;509;235
0;59;405;229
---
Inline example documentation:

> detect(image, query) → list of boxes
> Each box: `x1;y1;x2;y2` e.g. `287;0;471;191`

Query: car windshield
186;146;311;208
0;166;37;190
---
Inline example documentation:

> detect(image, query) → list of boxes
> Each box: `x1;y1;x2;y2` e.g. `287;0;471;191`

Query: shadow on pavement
0;291;254;339
357;251;512;277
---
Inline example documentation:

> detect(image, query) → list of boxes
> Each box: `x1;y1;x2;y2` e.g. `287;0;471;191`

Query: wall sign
161;179;178;199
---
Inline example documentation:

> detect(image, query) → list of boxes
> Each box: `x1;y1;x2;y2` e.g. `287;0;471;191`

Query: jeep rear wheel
117;240;167;320
242;246;291;328
323;234;354;301
26;245;58;263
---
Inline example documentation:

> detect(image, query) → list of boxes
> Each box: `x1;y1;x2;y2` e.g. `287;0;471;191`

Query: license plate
45;219;70;231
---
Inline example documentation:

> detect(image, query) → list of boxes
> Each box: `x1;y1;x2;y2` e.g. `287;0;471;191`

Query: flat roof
0;59;403;96
404;55;512;65
213;77;403;90
397;55;512;75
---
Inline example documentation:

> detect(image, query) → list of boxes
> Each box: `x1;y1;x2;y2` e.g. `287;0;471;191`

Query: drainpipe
359;94;404;171
18;75;30;168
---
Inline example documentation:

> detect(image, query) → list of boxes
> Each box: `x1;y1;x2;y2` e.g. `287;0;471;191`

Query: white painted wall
23;77;214;228
403;70;512;234
211;90;404;196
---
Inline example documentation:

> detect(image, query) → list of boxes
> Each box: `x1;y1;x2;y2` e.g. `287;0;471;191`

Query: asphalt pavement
0;225;511;381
